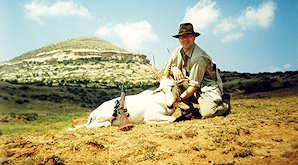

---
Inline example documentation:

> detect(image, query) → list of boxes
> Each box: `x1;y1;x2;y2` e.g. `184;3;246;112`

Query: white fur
76;78;182;129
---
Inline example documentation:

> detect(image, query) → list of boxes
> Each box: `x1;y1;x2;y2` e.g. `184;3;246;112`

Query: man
166;23;230;119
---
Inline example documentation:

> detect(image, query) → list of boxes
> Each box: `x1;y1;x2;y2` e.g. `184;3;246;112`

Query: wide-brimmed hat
173;23;200;38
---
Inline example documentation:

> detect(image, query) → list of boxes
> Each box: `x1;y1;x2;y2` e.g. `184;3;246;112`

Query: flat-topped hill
0;37;160;88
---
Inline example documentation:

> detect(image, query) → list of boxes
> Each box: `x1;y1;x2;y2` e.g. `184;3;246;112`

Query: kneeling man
166;23;230;119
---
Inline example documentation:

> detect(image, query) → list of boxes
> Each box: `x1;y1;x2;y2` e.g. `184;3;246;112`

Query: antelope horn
164;62;171;79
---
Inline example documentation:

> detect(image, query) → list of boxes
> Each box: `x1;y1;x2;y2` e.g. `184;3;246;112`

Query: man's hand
177;86;198;103
172;67;185;80
176;96;182;102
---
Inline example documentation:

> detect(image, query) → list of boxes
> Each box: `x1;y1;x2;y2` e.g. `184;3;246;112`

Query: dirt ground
1;87;297;165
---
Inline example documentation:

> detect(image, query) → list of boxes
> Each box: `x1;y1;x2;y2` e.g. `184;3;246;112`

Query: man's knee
198;97;230;118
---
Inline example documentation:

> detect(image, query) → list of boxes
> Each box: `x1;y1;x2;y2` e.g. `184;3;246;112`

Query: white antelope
74;77;186;129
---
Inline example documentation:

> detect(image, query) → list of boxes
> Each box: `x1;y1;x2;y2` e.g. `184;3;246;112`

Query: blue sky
1;0;297;73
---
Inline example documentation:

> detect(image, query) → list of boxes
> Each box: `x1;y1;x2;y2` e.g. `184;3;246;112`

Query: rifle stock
118;85;133;131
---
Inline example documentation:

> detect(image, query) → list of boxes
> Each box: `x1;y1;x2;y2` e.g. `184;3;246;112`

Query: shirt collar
183;44;195;58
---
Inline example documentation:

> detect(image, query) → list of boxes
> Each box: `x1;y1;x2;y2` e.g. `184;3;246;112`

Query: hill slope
11;37;130;62
0;37;160;88
0;86;297;164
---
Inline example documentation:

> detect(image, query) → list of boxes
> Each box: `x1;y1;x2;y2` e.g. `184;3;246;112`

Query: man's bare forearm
180;86;198;100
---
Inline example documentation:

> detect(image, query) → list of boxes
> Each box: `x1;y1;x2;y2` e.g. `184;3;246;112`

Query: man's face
179;33;195;52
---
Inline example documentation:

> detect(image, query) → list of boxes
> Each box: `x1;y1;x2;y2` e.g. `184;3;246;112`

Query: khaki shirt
168;43;223;93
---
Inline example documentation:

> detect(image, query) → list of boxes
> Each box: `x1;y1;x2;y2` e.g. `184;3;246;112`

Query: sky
0;0;297;73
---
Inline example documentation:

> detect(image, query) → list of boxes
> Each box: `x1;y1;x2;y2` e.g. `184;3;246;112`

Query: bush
48;94;62;103
283;81;292;87
24;113;38;121
31;94;48;101
15;100;24;104
21;94;27;97
8;80;18;84
255;79;272;92
242;79;273;94
19;85;30;90
34;82;45;86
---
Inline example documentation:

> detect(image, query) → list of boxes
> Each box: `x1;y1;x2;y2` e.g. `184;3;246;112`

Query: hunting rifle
118;84;133;131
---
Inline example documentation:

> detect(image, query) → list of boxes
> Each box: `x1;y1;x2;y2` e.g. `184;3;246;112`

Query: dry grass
1;87;297;164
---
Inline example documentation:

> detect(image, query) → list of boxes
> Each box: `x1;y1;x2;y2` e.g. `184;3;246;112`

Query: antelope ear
151;87;162;94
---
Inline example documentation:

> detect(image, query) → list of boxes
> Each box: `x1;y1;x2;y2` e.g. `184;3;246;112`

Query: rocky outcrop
0;38;161;88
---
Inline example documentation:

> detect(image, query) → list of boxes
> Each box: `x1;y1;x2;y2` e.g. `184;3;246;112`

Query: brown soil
1;87;297;165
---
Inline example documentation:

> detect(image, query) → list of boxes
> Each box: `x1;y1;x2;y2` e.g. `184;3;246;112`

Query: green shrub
243;79;273;94
15;99;24;104
24;113;38;121
283;81;292;87
19;85;30;90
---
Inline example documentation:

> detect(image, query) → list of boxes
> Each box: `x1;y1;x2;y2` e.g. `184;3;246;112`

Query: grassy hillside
0;37;160;88
0;58;159;87
221;71;298;94
0;80;153;135
0;86;297;164
0;70;297;136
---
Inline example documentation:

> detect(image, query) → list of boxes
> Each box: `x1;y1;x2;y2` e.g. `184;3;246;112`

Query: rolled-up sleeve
188;56;207;87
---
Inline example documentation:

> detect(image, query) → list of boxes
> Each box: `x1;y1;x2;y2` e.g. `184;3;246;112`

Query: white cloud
182;0;220;32
24;0;91;24
268;64;292;72
182;1;276;43
283;64;292;69
269;66;280;72
95;26;111;37
95;21;159;51
222;33;243;43
214;18;237;34
214;1;276;42
237;1;276;29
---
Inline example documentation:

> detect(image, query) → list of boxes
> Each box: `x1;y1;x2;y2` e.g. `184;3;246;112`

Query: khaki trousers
198;97;230;118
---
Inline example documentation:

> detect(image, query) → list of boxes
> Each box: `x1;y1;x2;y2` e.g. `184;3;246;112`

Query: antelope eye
170;87;174;92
